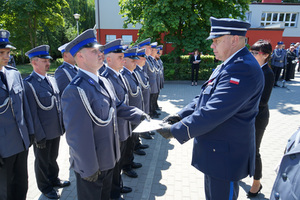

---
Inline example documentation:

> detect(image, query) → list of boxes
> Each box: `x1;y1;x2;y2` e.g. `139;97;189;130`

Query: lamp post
73;13;80;36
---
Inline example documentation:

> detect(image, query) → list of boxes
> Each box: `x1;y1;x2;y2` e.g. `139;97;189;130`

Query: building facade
246;0;300;49
95;0;300;53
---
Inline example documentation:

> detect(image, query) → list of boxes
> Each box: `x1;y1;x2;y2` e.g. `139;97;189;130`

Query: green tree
119;0;251;60
0;0;68;49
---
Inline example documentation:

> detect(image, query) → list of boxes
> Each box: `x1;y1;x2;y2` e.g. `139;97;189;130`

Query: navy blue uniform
24;72;64;194
101;66;144;199
54;61;78;96
270;128;300;200
134;65;150;114
171;47;264;199
0;66;34;200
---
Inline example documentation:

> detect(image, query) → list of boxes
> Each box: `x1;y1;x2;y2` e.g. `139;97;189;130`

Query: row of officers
0;28;164;200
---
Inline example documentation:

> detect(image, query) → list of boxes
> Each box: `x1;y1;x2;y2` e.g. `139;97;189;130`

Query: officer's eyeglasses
250;51;263;56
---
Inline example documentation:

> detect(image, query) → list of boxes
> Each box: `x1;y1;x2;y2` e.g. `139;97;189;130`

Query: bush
164;62;218;81
162;53;218;81
53;58;64;68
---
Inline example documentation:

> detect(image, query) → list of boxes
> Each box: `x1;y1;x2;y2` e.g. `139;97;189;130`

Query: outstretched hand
35;138;46;149
157;123;173;139
141;113;151;122
163;114;181;125
83;170;101;182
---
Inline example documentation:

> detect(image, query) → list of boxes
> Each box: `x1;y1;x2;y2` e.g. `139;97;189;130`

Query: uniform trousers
191;65;200;82
33;136;60;194
154;92;160;110
272;66;283;85
0;150;28;200
254;118;269;180
150;93;158;115
204;174;239;200
75;168;113;200
111;140;127;199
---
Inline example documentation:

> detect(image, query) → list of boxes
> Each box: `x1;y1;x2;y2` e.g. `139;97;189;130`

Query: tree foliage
119;0;251;58
0;0;95;61
0;0;68;49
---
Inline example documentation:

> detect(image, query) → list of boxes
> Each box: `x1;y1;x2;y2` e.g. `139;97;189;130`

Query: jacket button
282;173;287;181
274;192;280;200
213;149;216;152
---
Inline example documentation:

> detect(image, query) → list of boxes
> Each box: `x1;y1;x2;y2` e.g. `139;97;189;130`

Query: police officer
270;128;300;200
24;45;70;199
271;41;287;87
54;42;78;96
121;47;146;172
101;39;148;200
156;45;164;90
134;48;153;148
0;29;34;200
148;42;161;118
136;39;159;119
134;48;150;116
157;17;264;200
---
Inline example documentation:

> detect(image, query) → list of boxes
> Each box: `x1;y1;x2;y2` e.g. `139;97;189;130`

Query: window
260;12;298;27
122;35;133;45
106;35;116;43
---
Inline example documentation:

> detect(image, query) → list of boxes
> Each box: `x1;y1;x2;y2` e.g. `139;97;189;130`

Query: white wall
249;4;300;37
95;0;142;29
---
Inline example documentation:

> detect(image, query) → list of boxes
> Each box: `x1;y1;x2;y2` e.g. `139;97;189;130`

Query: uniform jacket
121;67;143;110
0;66;34;158
157;58;164;89
149;56;161;93
102;66;144;142
145;56;158;94
256;63;274;130
171;47;264;181
54;61;78;96
98;63;107;75
271;49;287;68
134;65;150;114
24;72;64;142
270;128;300;200
62;70;142;178
190;54;201;68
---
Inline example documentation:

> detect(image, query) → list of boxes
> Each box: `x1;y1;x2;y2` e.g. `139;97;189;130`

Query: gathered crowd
1;15;300;200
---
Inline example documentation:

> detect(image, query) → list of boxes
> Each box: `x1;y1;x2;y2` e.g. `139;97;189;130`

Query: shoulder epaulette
101;70;109;77
5;65;17;70
234;57;244;63
24;75;32;81
70;76;82;86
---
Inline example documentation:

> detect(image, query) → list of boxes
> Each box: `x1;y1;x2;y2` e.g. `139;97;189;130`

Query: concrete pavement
26;71;300;200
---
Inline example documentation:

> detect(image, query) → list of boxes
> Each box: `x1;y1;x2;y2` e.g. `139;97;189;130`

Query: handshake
157;114;181;139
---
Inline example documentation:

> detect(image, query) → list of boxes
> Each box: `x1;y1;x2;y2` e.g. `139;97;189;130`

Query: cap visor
3;44;16;50
206;34;225;40
39;55;53;59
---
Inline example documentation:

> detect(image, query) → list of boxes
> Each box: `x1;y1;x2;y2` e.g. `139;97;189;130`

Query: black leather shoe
120;186;132;193
154;111;161;115
247;184;262;198
131;162;142;169
150;113;159;119
123;169;138;178
138;144;149;149
52;179;71;188
43;189;60;199
139;132;153;140
134;149;146;155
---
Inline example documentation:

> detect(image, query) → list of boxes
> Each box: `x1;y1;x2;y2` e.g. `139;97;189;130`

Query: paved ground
27;70;300;200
